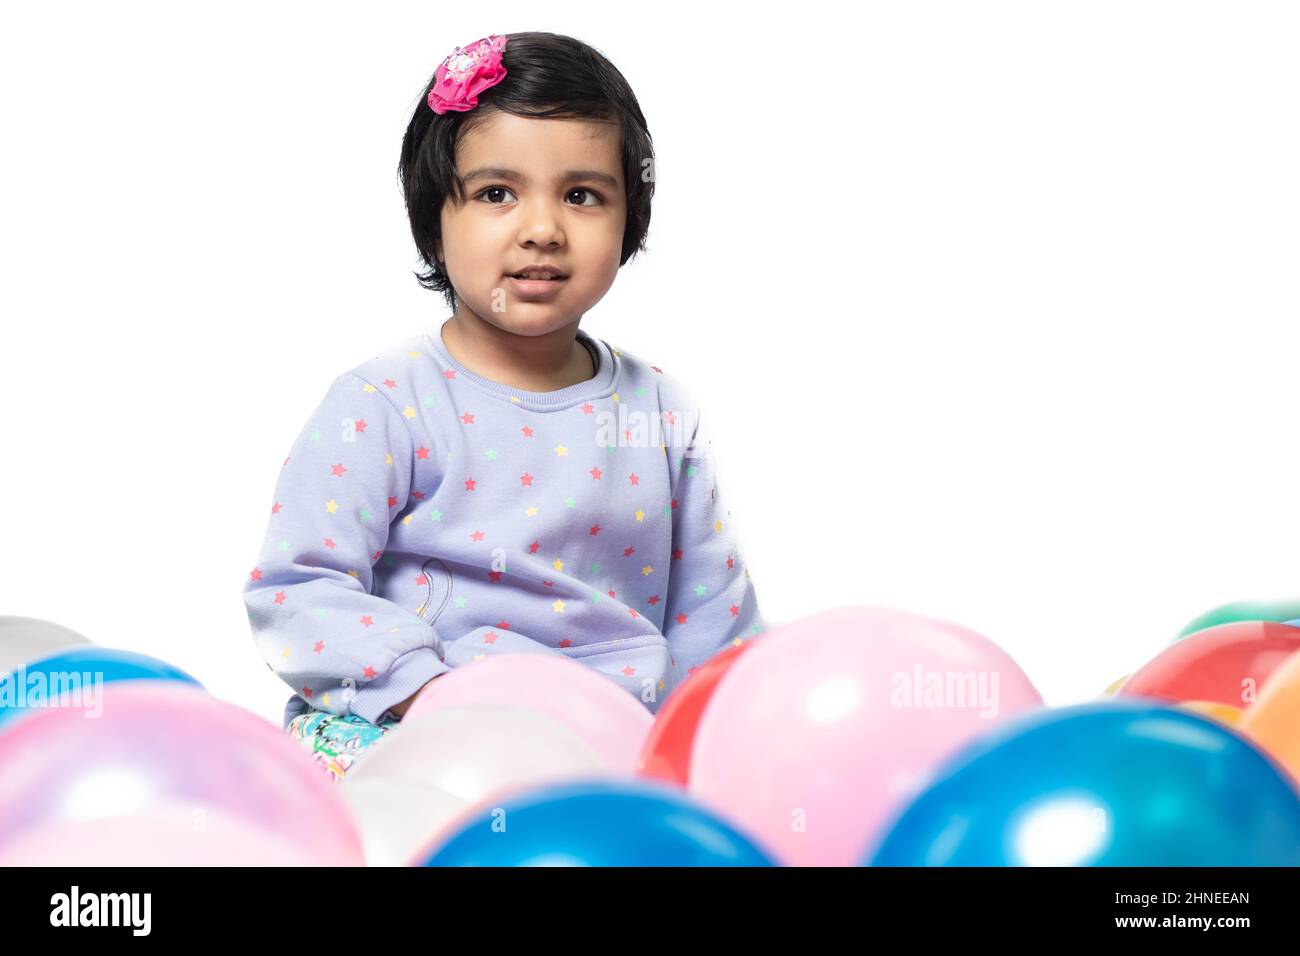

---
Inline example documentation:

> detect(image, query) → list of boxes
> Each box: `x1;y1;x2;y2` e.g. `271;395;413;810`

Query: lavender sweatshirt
242;326;765;729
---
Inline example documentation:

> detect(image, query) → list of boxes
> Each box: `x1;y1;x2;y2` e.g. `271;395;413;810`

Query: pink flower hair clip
427;34;509;115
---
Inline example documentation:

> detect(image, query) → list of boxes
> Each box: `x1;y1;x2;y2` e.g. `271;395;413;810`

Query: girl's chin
465;310;582;337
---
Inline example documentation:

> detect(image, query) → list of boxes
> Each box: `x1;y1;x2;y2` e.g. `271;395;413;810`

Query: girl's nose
516;202;565;247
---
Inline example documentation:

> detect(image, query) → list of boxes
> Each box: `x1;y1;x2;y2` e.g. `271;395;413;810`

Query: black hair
398;31;655;314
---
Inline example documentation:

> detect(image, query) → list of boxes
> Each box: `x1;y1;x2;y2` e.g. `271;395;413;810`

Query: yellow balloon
1239;649;1300;785
1178;699;1243;727
1100;674;1130;698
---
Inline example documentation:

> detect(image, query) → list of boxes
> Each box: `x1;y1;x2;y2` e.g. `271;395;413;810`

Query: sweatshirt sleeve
660;402;765;681
242;371;451;725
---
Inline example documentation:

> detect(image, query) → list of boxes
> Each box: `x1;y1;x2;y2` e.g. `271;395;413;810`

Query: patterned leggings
285;708;401;783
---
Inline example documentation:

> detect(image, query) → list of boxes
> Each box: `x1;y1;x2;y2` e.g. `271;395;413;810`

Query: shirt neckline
424;321;618;411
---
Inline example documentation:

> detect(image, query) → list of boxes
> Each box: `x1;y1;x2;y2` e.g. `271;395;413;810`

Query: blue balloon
420;777;776;867
0;646;203;729
866;700;1300;866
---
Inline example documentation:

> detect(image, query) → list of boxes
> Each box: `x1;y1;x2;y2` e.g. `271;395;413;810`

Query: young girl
242;31;765;782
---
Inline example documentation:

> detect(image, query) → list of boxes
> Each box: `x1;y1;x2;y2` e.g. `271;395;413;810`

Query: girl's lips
505;274;568;299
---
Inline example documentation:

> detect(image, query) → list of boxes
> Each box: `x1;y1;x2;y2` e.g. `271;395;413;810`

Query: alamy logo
593;406;703;455
49;886;151;936
890;665;1002;718
0;668;103;718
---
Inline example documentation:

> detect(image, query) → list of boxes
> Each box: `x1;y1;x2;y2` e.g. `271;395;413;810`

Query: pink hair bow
427;34;509;115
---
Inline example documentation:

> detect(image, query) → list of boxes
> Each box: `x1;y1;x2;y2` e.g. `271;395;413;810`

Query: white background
2;1;1297;724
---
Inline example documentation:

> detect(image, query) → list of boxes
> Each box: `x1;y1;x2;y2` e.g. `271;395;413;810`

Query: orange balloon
1239;648;1300;786
634;641;752;785
1179;699;1243;726
1101;674;1130;697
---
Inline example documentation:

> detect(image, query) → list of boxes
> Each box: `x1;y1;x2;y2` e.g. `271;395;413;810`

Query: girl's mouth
505;273;568;298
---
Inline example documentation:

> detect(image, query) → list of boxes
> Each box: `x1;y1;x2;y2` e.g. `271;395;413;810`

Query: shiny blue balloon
0;646;203;729
866;700;1300;866
419;777;776;867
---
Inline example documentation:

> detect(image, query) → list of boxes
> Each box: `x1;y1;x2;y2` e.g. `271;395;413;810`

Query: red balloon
634;642;752;785
1118;620;1300;709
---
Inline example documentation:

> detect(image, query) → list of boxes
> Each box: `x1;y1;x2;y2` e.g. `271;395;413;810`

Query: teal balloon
1174;599;1300;642
420;777;775;867
866;701;1300;866
0;647;203;729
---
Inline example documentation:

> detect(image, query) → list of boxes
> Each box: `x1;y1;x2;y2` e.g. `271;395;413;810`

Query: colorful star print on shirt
242;326;765;728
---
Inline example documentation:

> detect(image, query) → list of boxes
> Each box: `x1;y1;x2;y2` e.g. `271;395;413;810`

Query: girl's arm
660;403;766;681
242;372;450;724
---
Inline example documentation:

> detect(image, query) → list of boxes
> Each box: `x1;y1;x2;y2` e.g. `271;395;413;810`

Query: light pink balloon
0;681;365;865
689;605;1043;866
403;655;653;775
0;803;328;866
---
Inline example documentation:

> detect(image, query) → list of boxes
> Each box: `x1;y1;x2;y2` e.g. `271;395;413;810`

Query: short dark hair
398;31;655;314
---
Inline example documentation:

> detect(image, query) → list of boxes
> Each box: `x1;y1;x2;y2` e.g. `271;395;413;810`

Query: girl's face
439;110;628;335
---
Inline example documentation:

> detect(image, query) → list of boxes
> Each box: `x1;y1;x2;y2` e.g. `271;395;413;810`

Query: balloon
0;803;327;866
1179;700;1243;726
1119;621;1300;709
417;777;775;866
635;641;751;785
1174;598;1300;641
0;615;91;674
0;681;365;865
1239;648;1300;786
342;779;474;868
0;646;203;729
1100;674;1129;698
867;701;1300;866
349;704;609;795
403;654;653;775
343;704;611;865
689;605;1043;866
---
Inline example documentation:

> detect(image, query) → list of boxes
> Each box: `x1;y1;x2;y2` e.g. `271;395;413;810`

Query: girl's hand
386;675;442;719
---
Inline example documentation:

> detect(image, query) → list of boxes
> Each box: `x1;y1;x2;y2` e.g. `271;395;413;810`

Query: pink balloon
689;605;1043;867
403;654;654;775
0;803;328;866
0;681;365;865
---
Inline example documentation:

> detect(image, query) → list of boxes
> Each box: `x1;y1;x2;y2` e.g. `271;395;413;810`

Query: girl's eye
477;186;517;204
566;188;603;207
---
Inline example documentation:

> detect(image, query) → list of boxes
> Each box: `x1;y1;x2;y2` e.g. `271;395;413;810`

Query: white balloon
341;779;472;867
342;704;613;863
0;616;93;675
348;703;610;798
